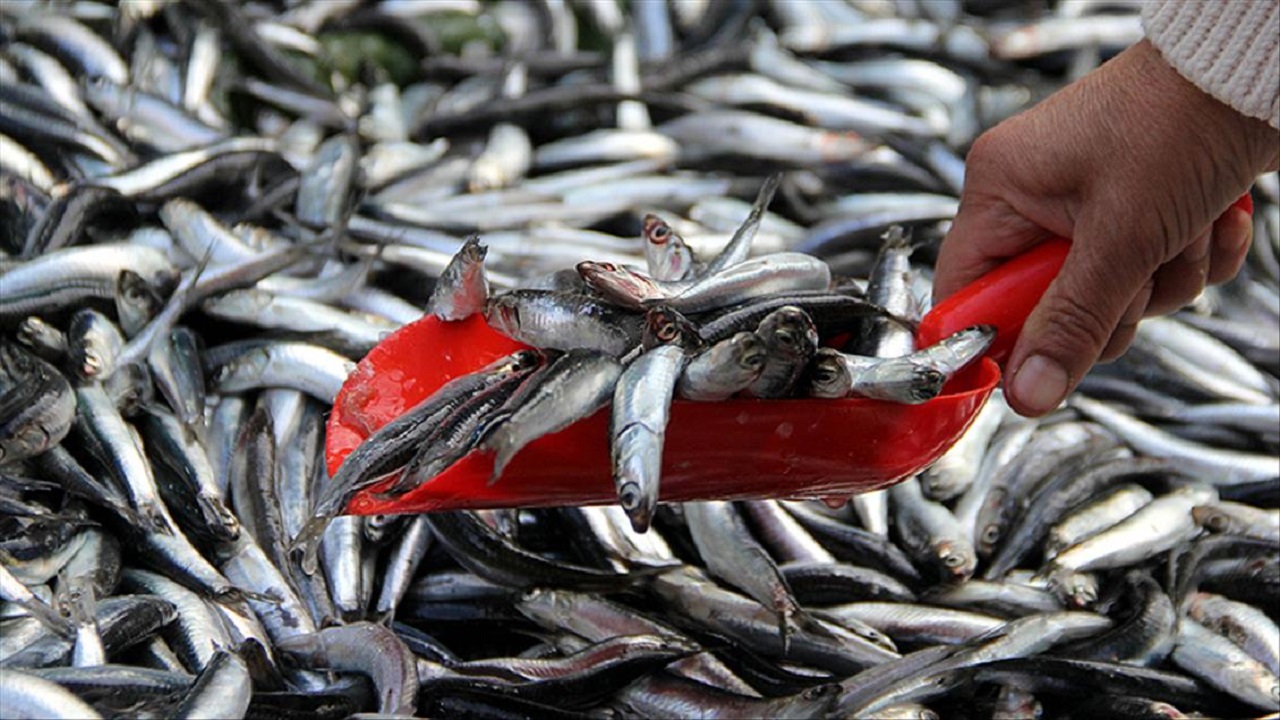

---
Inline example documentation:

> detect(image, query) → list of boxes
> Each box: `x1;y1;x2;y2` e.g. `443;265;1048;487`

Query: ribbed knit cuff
1142;0;1280;129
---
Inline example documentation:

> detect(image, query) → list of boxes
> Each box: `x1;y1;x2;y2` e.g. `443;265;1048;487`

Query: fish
0;2;1274;718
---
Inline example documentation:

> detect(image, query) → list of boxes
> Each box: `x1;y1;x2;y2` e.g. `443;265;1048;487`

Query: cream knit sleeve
1142;0;1280;129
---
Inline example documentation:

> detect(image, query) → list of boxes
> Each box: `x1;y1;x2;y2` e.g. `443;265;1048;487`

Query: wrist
1132;40;1280;176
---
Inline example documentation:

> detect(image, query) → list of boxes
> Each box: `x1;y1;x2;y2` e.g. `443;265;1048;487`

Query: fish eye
1205;514;1230;532
658;323;677;341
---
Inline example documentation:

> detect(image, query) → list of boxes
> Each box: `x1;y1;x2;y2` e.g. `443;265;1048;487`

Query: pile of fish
0;0;1277;718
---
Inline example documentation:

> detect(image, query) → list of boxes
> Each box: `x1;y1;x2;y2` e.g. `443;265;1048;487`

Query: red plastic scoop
326;237;1075;516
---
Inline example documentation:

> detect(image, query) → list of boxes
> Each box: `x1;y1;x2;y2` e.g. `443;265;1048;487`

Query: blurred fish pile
1;0;1278;719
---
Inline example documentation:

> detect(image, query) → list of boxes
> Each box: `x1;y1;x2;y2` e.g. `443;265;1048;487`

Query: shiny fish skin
278;623;418;716
0;342;75;465
891;477;977;585
298;350;541;567
0;669;105;720
684;500;807;647
0;3;1276;718
1047;484;1219;575
486;290;645;356
744;305;818;399
427;235;490;322
206;341;355;403
701;173;781;276
610;342;687;533
662;253;832;315
642;214;696;283
1186;592;1280;677
0;244;176;320
1171;619;1280;712
484;349;622;482
173;649;252;720
1045;483;1155;560
677;332;766;401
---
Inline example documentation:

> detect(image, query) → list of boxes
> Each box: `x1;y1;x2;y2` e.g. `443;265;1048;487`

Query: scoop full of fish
1;1;1279;719
311;178;997;549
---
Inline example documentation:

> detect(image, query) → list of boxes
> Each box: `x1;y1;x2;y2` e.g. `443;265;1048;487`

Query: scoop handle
916;238;1070;368
916;193;1255;368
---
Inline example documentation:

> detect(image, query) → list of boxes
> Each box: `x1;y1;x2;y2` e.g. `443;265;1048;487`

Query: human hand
933;39;1280;418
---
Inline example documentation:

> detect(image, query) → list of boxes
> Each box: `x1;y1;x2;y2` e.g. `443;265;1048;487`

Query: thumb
1003;228;1154;417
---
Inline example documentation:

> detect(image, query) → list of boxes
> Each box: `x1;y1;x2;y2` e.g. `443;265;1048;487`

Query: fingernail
1012;355;1068;415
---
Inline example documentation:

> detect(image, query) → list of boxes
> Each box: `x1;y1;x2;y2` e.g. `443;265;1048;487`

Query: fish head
934;539;976;582
977;521;1002;556
114;270;164;337
484;296;521;335
493;349;544;375
787;683;841;719
618;481;652;533
576;260;616;279
642;214;673;247
642;306;702;351
460;234;488;263
729;331;768;373
1190;505;1235;534
806;348;851;398
758;306;818;355
516;587;566;620
906;366;947;403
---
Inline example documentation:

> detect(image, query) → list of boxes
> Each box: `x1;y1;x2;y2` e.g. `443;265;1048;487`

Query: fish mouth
487;300;519;331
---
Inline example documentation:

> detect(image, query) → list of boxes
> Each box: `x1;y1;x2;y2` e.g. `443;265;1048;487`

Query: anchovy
610;341;687;532
486;290;645;356
386;355;543;496
425;511;656;591
684;500;809;648
0;669;105;719
662;253;832;314
484;349;622;482
0;342;75;465
577;260;669;310
279;623;418;715
297;350;541;569
1192;501;1280;544
173;649;252;719
642;213;697;282
1045;483;1155;560
1186;592;1280;677
890;477;977;584
1071;396;1280;484
700;174;781;276
0;244;177;320
1171;618;1279;712
206;341;355;403
745;305;819;398
612;674;839;720
1047;484;1219;575
428;235;490;322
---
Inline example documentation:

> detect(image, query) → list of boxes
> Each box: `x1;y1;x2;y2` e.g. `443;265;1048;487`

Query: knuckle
1038;292;1115;357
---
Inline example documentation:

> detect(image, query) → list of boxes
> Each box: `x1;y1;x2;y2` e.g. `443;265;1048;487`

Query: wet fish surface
0;1;1276;719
